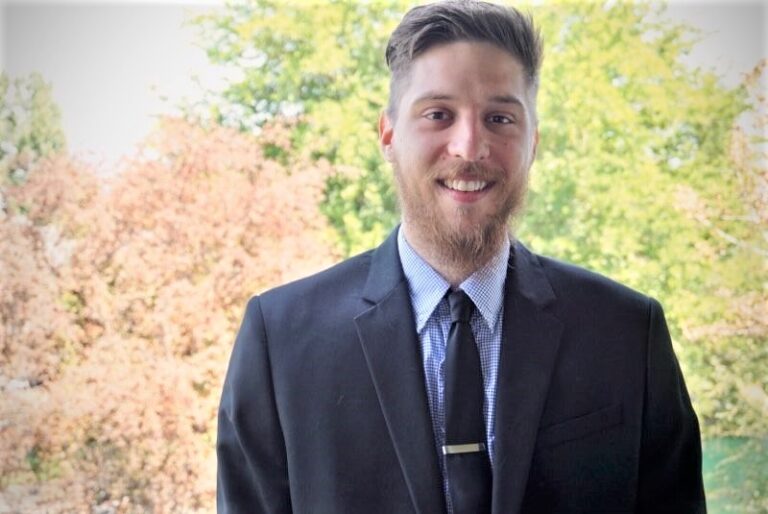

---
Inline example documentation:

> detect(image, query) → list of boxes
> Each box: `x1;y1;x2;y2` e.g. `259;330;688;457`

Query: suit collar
396;227;509;332
492;240;564;513
361;227;404;304
356;227;447;514
396;228;449;331
510;239;557;307
360;228;557;311
358;229;564;514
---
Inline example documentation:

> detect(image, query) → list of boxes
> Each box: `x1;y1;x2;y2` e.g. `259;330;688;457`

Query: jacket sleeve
637;298;706;513
217;296;292;513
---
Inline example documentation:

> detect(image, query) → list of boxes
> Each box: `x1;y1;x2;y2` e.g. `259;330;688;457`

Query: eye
424;110;452;121
488;114;515;124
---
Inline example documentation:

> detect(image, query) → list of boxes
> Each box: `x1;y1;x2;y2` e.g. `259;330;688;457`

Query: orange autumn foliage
1;117;337;512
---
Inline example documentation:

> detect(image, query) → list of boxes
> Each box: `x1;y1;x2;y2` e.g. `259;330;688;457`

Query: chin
446;208;491;230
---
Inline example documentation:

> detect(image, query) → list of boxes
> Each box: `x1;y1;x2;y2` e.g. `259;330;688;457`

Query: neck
401;222;508;288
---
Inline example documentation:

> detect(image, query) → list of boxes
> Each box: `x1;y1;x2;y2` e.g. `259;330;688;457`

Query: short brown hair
385;0;543;118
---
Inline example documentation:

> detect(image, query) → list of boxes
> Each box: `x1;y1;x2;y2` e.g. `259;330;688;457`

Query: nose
446;116;489;162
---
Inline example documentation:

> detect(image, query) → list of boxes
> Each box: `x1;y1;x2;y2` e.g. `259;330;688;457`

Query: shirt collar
397;227;509;332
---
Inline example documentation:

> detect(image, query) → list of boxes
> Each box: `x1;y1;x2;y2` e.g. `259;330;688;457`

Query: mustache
432;161;501;181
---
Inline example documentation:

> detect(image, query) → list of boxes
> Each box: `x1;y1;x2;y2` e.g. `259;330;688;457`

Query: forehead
400;41;528;107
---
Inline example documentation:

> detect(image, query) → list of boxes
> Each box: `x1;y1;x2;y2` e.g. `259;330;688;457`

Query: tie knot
448;289;474;323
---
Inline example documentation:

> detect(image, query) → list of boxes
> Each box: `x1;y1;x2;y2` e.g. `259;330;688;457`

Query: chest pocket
535;403;623;449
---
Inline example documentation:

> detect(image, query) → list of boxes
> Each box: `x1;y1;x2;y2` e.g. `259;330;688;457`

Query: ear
378;111;395;162
531;127;540;163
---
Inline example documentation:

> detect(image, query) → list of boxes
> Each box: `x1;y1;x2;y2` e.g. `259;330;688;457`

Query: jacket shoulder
534;252;652;312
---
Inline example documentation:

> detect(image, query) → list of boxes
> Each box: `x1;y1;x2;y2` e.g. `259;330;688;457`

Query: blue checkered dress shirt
397;227;508;512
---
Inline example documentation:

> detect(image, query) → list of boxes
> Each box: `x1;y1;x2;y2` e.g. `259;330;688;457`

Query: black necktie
443;290;492;514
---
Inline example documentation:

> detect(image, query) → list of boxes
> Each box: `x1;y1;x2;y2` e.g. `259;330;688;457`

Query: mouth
440;179;490;192
436;178;494;204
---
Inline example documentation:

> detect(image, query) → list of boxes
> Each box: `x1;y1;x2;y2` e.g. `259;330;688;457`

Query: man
217;1;706;513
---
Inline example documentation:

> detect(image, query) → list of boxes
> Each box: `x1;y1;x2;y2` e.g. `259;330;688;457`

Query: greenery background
1;1;765;512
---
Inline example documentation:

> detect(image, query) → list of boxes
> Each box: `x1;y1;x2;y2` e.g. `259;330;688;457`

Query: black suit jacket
217;229;705;513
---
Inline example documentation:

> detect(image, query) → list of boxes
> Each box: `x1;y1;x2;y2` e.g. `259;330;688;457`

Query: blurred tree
675;61;767;513
0;155;96;386
1;117;336;511
194;0;409;254
0;73;66;185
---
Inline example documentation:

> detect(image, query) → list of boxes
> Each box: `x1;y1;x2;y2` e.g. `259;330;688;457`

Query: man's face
380;41;539;262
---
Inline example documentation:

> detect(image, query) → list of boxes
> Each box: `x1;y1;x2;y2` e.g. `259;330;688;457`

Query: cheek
497;141;529;168
404;130;442;155
392;130;446;175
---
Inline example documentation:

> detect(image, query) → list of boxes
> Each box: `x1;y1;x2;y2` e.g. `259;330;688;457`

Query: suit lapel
492;242;564;514
354;230;446;514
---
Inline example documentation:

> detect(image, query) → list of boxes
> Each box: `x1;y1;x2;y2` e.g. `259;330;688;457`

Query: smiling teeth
445;180;487;192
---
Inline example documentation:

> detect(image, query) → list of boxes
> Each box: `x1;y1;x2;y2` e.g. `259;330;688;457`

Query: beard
393;159;528;272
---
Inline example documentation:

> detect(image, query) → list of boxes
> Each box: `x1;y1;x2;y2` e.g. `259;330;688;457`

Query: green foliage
195;0;409;253
0;73;66;184
703;437;768;513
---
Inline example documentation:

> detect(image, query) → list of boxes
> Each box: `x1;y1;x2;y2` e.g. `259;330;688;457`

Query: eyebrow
411;92;525;108
488;94;525;108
